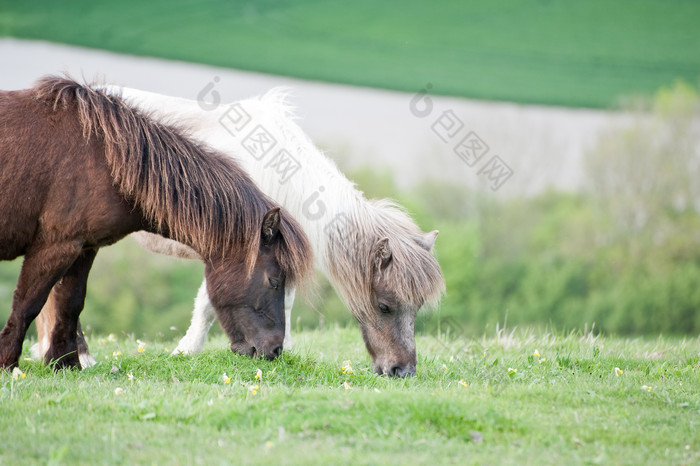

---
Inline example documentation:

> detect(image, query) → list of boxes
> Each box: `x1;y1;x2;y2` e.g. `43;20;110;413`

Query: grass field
1;0;699;108
1;327;698;465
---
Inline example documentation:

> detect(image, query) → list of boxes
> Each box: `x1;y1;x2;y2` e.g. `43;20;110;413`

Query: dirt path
1;38;630;195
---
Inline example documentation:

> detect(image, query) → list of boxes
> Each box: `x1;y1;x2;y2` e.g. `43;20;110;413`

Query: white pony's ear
262;207;281;244
417;230;439;252
372;237;392;271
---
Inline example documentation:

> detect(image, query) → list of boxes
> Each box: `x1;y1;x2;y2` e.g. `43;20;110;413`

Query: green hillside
1;0;699;107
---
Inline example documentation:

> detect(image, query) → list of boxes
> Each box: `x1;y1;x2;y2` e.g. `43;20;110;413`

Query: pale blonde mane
247;90;445;321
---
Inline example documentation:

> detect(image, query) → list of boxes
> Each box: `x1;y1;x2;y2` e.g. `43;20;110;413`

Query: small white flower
114;387;124;395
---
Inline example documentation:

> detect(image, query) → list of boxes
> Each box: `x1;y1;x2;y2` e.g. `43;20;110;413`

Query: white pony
35;86;445;377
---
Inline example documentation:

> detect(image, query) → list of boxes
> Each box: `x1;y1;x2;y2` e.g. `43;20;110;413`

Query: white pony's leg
79;351;97;368
29;341;45;361
283;287;296;350
172;280;216;355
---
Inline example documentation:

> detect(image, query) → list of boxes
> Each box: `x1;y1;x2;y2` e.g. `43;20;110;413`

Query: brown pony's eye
269;278;280;290
378;303;390;314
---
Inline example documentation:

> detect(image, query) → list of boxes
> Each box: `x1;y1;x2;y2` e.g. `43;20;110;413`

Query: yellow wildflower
341;360;354;374
12;367;26;380
614;367;623;377
507;367;517;377
534;350;541;358
221;373;231;384
458;379;469;388
540;358;546;363
249;384;259;395
641;385;652;392
137;340;145;353
112;351;121;358
255;368;262;380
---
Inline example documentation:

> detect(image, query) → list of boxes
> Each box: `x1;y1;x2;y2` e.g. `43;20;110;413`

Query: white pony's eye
378;303;390;314
269;278;280;290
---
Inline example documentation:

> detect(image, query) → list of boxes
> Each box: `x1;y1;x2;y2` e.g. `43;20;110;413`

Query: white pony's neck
112;86;371;273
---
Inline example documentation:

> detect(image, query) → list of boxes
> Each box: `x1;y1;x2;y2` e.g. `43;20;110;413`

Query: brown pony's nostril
265;344;283;360
389;365;416;378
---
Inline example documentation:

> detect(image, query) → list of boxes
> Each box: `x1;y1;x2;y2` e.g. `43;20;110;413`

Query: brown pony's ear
371;237;392;271
417;230;438;252
262;207;281;245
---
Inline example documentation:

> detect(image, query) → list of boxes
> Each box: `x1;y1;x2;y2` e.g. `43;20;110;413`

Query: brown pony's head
205;208;299;359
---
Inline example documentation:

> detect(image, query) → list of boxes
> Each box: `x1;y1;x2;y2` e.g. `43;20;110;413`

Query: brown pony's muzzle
231;339;283;360
259;340;283;360
373;361;416;378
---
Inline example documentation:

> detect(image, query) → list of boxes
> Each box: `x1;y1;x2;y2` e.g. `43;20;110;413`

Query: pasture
1;328;698;464
1;0;699;108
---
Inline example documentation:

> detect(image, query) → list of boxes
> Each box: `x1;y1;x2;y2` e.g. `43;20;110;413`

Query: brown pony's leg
45;249;97;370
36;290;93;366
75;321;92;366
0;242;82;369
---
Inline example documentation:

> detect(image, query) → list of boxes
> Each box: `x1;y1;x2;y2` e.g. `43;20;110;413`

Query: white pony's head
325;200;445;377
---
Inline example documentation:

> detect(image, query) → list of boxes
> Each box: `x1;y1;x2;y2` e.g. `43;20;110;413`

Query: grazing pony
0;77;312;369
35;86;445;377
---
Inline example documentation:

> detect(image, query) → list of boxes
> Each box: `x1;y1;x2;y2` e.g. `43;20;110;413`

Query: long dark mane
33;76;312;287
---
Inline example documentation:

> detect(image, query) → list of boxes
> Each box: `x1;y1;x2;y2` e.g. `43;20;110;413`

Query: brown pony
0;76;312;370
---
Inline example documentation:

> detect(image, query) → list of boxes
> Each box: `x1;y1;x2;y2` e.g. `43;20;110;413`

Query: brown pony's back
0;88;145;261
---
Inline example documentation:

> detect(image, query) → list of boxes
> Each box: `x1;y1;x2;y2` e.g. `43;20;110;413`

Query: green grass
1;0;699;107
1;327;698;464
